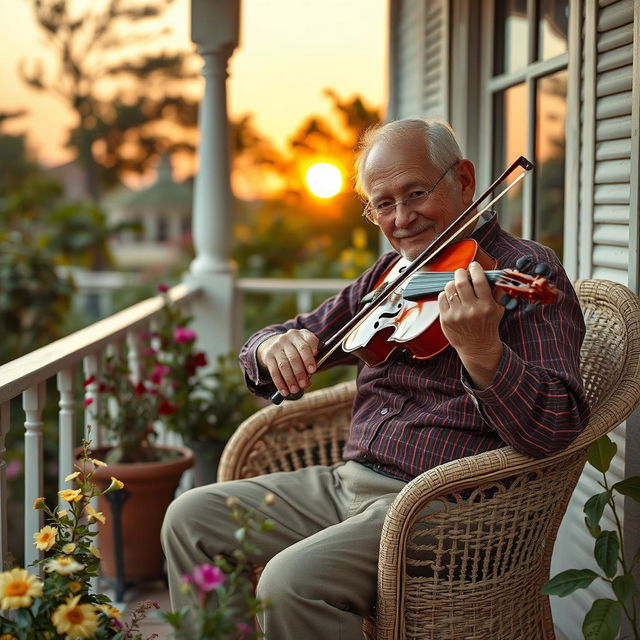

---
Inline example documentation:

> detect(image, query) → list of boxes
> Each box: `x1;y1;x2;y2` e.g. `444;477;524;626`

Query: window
488;0;569;260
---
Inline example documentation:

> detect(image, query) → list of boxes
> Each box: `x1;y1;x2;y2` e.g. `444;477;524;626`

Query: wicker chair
218;279;640;639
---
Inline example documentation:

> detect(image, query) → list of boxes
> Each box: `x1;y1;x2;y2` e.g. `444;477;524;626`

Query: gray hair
354;118;463;197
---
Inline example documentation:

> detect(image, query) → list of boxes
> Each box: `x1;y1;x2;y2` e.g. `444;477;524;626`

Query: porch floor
112;579;572;640
108;579;173;639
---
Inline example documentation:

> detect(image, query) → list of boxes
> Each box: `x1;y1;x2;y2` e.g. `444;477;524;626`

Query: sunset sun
305;162;343;198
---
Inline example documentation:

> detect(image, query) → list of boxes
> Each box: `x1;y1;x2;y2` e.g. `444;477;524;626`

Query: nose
393;200;417;227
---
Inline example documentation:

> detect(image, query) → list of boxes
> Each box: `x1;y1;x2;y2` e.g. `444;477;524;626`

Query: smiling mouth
392;224;435;240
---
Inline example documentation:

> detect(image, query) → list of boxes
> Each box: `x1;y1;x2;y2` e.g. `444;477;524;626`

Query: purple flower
191;564;225;592
236;621;254;638
173;327;197;343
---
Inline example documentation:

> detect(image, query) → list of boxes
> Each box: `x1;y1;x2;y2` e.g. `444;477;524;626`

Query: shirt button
380;407;389;415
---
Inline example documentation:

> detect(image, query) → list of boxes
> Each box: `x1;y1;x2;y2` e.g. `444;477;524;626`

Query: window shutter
580;0;635;284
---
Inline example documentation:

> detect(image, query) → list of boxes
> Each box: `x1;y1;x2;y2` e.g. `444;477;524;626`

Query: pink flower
83;398;94;407
157;283;169;293
191;564;225;592
236;621;254;638
6;460;21;480
150;364;170;384
83;375;96;387
173;327;197;343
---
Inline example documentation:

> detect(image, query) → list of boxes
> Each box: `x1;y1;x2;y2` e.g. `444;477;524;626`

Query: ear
456;159;476;206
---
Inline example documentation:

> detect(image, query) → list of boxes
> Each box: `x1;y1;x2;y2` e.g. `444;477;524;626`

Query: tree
20;0;200;200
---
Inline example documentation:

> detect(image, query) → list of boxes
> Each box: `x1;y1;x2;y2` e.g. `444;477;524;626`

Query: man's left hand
438;261;505;389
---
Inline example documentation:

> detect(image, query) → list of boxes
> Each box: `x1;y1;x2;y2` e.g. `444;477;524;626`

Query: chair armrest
218;380;356;482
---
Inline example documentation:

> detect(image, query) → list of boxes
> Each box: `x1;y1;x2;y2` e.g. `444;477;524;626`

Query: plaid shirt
239;214;590;482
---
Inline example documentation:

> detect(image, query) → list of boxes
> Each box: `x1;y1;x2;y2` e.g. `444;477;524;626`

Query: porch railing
0;277;347;572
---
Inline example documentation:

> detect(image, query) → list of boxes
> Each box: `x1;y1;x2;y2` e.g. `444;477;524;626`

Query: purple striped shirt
239;214;590;481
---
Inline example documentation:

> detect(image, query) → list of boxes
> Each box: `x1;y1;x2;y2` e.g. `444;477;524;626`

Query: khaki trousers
161;461;410;640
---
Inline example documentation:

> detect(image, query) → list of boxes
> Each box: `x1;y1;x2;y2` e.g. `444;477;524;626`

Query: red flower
191;352;208;368
83;398;94;407
83;375;96;387
157;283;169;293
158;400;177;415
133;381;147;396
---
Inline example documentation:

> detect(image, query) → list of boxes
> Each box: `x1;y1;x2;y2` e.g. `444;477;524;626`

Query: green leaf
582;599;622;640
611;574;636;603
587;435;617;473
541;569;599;596
584;516;602;539
612;476;640;502
584;491;611;529
594;531;620;578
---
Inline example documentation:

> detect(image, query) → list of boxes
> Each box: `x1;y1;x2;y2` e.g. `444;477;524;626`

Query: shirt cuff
460;343;526;406
241;331;283;387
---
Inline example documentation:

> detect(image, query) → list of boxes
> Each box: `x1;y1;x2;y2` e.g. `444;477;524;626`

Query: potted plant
81;286;200;587
152;287;258;485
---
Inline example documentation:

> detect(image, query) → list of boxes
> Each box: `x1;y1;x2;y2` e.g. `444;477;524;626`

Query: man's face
362;137;476;261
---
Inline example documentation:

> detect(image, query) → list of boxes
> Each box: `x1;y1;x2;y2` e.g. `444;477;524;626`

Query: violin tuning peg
534;262;551;278
505;297;520;311
515;256;535;273
499;294;520;311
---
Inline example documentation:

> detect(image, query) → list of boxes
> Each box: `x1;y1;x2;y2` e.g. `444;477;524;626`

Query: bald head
355;118;463;198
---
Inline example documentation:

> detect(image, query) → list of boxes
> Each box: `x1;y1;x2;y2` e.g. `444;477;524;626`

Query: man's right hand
256;329;319;397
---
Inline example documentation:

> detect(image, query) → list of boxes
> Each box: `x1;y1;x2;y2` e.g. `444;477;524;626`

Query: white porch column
186;0;241;357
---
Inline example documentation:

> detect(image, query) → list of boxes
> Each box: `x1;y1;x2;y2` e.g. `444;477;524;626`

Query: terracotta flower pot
83;445;193;582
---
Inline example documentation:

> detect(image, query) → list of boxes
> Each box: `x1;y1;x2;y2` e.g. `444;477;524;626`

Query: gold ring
447;293;459;302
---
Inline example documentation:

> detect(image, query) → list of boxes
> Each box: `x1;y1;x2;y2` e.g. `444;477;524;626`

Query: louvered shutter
580;0;635;283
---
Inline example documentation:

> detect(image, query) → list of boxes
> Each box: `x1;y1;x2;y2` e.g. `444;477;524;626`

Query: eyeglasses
362;161;458;225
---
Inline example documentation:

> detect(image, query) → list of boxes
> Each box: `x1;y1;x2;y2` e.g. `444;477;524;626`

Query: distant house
103;154;193;270
387;1;638;636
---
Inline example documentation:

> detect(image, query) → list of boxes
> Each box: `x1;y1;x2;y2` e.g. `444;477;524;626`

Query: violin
271;156;540;405
342;238;559;367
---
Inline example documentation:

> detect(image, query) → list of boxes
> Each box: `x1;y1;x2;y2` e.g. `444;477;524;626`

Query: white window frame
477;0;581;278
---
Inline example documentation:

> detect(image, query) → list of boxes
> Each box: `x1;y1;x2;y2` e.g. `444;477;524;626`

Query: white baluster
83;354;101;446
57;368;76;497
0;402;10;570
23;383;45;569
127;331;142;384
296;290;313;314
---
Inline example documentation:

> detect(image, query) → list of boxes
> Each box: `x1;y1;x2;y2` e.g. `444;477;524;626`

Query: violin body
342;239;497;366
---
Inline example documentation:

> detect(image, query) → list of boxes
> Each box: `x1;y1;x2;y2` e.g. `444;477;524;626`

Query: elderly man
162;118;589;639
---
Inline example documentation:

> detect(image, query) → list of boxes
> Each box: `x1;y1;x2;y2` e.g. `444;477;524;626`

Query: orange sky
0;0;388;179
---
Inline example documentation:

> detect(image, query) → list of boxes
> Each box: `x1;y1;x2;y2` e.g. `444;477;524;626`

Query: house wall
388;0;639;636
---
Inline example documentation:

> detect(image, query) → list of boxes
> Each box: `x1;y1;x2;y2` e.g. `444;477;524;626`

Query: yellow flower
89;545;101;559
104;476;124;493
91;458;107;467
51;595;98;638
65;471;80;482
68;581;82;593
33;525;58;551
57;509;68;518
62;543;77;554
97;603;122;619
44;556;85;576
58;488;83;503
0;568;43;609
32;496;45;509
85;504;106;524
0;634;16;640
